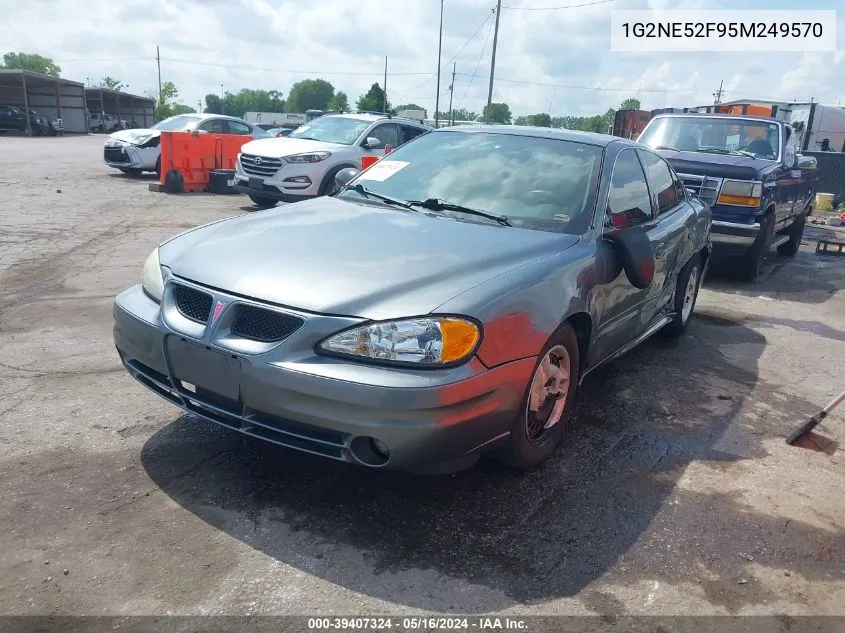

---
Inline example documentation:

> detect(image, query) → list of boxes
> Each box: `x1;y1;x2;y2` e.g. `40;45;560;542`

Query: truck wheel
662;254;702;338
777;212;806;257
739;213;774;282
492;323;580;471
248;194;277;209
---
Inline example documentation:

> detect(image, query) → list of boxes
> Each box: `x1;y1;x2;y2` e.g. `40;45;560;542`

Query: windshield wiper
347;183;415;209
406;198;512;226
696;148;756;158
654;144;680;152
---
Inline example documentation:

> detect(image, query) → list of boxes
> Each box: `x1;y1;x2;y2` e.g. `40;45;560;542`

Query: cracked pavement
0;135;843;617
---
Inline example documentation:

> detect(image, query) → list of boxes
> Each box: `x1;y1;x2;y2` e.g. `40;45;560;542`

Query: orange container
361;155;380;170
159;131;252;193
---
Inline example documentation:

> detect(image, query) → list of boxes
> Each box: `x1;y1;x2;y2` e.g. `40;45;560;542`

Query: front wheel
248;193;277;209
492;324;580;470
739;213;773;282
777;213;805;257
662;254;702;338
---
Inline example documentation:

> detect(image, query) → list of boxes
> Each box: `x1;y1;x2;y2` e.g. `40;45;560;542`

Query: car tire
739;212;774;282
662;254;702;338
154;156;161;178
248;194;278;209
493;323;580;471
318;165;352;197
777;212;806;257
120;168;143;177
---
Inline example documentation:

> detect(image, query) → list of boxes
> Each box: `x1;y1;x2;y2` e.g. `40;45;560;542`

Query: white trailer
245;111;306;127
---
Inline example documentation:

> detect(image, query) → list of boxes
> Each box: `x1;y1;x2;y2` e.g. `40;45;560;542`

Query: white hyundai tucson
234;113;432;207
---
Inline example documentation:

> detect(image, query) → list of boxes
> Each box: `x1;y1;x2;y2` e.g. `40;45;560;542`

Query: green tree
156;81;180;120
285;79;335;112
356;83;390;113
619;97;642;110
328;91;349;112
204;94;222;114
2;52;61;76
393;103;427;117
482;102;512;125
525;113;552;127
170;104;196;115
98;76;124;90
451;108;478;121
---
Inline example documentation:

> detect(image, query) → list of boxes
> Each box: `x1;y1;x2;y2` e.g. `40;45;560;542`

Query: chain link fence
805;151;845;210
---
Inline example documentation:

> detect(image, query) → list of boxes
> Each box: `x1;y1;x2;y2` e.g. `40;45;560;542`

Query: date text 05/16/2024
307;617;528;630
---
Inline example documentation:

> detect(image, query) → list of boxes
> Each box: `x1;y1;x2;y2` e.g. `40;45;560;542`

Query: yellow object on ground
816;192;835;212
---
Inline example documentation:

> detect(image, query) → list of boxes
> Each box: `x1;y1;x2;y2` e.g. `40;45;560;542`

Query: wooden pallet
816;239;845;256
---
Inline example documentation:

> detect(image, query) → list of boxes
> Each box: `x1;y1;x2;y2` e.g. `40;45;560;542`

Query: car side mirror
797;154;818;170
335;167;360;190
603;225;655;289
363;137;382;149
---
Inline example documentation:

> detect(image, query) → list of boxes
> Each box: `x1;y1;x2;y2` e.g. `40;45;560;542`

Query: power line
501;0;613;9
454;72;721;93
456;12;496;111
406;8;496;94
160;57;432;76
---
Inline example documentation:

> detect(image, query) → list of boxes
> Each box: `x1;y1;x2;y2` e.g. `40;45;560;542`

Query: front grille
173;284;213;324
240;153;283;177
104;146;130;163
231;305;303;343
679;173;722;208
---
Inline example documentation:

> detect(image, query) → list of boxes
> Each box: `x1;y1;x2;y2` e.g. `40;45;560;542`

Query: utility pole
384;56;388;113
486;0;502;122
220;84;225;114
448;63;456;126
156;46;162;105
434;0;444;128
198;99;202;113
713;79;724;105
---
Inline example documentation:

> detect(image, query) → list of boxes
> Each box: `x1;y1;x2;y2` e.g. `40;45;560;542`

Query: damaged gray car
113;126;711;474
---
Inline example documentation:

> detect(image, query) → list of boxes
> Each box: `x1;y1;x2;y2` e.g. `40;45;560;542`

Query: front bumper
113;283;532;474
104;143;158;170
710;220;760;255
233;157;324;202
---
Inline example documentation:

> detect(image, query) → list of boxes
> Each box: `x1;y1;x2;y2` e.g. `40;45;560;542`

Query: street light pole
486;0;502;123
434;0;444;128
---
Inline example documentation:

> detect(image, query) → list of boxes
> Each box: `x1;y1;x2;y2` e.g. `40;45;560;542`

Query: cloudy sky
3;0;843;117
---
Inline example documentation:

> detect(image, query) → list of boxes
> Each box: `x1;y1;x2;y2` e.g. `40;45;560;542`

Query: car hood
240;137;349;158
108;128;160;145
159;196;578;320
654;149;777;180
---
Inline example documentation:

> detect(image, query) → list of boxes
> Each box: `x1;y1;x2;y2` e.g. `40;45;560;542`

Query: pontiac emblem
211;300;226;324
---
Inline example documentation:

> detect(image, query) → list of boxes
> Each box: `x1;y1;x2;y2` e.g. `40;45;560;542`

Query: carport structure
84;88;156;131
0;69;86;133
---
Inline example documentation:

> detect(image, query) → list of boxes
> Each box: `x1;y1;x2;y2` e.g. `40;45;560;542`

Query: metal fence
805;151;845;208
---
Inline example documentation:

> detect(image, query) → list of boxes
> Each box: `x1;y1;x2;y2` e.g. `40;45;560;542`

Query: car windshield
639;116;780;161
338;130;603;234
151;115;202;131
289;116;371;145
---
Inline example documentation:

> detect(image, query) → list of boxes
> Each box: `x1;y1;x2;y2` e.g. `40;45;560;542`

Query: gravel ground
0;135;843;619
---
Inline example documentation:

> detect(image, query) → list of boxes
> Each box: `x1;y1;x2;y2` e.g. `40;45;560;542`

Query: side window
400;124;427;145
606;149;653;229
226;120;252;135
198;118;225;133
367;123;400;149
638;149;681;215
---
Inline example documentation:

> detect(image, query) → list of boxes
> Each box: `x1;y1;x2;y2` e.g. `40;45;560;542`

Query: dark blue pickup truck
638;113;818;280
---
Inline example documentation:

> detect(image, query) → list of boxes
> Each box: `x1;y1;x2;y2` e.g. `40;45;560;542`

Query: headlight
717;179;762;207
133;134;153;145
318;317;481;366
141;248;165;302
284;152;332;164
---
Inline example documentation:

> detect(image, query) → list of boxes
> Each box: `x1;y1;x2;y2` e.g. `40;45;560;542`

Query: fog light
283;176;311;184
371;438;390;458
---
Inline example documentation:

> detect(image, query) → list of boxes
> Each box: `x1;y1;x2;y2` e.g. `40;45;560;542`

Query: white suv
234;113;432;207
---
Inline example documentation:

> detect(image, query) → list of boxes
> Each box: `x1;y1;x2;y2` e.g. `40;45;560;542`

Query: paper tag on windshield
359;160;409;182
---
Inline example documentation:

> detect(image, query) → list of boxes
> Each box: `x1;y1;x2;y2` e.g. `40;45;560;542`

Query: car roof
430;124;630;148
650;112;781;124
322;112;431;127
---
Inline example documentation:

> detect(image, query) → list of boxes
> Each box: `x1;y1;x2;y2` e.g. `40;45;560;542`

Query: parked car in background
638;113;818;280
233;113;431;207
103;113;271;176
265;127;294;137
90;112;121;133
114;126;711;474
0;105;47;135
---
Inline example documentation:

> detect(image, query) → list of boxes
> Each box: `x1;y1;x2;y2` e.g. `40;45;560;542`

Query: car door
364;122;401;156
197;118;226;134
637;148;694;315
592;147;658;361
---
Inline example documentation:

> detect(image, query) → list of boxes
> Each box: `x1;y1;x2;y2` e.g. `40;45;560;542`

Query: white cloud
2;0;842;117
